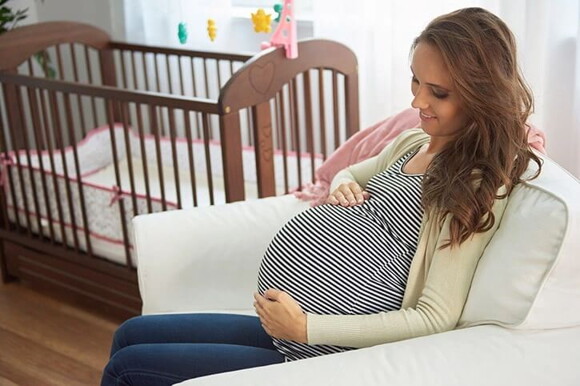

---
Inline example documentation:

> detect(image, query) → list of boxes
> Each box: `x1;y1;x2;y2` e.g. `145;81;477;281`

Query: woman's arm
306;196;509;348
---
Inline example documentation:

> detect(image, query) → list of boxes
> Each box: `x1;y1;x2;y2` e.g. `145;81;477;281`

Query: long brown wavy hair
412;7;542;248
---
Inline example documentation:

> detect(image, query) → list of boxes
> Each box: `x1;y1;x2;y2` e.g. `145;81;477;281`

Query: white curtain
123;0;580;177
312;0;580;177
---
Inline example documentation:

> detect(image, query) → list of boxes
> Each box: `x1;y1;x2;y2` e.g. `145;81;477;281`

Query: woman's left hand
254;289;307;343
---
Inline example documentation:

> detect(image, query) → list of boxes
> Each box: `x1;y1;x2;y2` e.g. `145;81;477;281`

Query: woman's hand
254;289;307;343
326;182;370;206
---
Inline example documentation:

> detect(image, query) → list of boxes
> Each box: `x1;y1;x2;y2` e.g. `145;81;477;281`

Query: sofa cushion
459;155;580;329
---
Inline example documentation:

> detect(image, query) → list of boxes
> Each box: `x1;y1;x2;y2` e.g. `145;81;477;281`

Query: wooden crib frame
0;22;359;319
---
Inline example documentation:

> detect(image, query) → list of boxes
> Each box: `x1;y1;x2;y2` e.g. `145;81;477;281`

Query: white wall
10;0;38;25
11;0;125;39
123;1;313;54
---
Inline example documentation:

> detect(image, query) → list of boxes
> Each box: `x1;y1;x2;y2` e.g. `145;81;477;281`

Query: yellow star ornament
251;9;272;33
207;19;217;42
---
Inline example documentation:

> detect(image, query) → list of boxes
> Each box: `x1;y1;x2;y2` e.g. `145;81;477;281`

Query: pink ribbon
109;185;125;206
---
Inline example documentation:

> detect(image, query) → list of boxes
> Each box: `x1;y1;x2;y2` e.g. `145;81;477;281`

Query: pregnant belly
257;204;405;316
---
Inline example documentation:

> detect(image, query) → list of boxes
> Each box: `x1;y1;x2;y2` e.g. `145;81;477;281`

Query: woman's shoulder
378;128;430;160
394;128;430;145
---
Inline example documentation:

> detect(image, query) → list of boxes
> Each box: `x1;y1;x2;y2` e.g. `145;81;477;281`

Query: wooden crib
0;22;359;318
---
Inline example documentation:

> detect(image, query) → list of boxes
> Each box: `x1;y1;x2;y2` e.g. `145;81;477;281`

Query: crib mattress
2;124;321;266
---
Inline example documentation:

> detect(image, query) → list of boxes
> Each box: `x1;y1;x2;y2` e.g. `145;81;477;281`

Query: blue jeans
101;313;285;385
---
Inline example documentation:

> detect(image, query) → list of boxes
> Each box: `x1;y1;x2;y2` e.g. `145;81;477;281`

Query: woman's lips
420;111;437;121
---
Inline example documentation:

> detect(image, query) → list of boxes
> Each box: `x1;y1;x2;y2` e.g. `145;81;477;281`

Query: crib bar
18;88;42;236
135;103;153;213
219;112;244;202
50;90;81;251
55;45;65;82
166;56;173;95
142;53;151;93
332;71;340;150
61;91;82;252
0;104;10;231
216;60;222;89
70;44;87;133
150;105;167;211
37;88;57;242
119;51;128;89
201;112;215;205
203;59;210;99
178;56;185;96
107;100;133;268
168;108;182;208
64;91;93;256
109;42;251;63
302;71;316;183
44;91;68;245
67;92;93;257
41;50;50;80
318;68;328;161
344;68;360;138
154;55;161;93
252;102;276;197
131;52;139;93
121;104;138;218
22;88;44;237
276;90;290;194
9;87;33;234
290;79;303;189
27;87;53;240
190;58;198;98
183;110;198;207
26;59;33;77
84;46;99;129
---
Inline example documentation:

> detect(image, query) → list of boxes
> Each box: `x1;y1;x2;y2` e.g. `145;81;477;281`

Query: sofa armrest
133;194;309;315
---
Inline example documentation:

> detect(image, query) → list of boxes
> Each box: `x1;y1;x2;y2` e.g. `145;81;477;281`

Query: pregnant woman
101;7;541;385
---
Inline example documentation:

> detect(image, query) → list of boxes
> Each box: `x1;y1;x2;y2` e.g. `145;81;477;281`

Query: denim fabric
101;313;284;385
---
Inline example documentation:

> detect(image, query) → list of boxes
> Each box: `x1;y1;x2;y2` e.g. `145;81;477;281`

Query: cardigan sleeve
306;195;508;348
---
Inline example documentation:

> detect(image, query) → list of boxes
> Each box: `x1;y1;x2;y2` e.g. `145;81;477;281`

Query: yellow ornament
207;19;217;42
251;9;272;33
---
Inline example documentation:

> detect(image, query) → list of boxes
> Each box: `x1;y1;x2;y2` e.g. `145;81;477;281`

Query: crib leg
0;244;17;283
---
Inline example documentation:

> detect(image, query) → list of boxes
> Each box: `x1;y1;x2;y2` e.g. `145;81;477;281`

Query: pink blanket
295;108;547;206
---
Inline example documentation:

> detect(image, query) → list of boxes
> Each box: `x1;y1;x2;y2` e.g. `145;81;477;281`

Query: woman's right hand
326;182;370;207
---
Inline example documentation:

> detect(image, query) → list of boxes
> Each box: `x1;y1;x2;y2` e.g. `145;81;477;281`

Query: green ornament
178;22;188;44
273;3;283;22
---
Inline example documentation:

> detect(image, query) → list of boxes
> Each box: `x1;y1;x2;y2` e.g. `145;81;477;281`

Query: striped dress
257;149;424;361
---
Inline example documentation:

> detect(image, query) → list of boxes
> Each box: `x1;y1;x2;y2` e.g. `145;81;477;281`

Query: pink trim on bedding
2;162;179;208
7;204;134;247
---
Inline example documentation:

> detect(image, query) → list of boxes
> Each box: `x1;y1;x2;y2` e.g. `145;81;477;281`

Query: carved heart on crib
249;62;275;95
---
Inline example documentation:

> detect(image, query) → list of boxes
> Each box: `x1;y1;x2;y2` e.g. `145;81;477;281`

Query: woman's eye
411;76;419;83
433;90;449;99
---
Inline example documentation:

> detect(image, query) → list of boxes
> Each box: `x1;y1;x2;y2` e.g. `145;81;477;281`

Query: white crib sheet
3;124;322;265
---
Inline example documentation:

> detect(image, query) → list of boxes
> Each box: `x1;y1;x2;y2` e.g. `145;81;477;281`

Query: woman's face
410;42;469;144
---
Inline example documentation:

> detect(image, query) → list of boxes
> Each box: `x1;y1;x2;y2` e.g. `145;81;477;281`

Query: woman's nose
411;87;429;110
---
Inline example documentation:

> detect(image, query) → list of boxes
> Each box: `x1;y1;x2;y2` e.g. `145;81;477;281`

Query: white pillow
459;155;580;329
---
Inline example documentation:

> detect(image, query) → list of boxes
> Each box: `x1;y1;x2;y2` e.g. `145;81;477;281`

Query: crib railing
0;72;224;268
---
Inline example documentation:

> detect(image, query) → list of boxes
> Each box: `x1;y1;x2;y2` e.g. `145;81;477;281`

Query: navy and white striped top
257;149;424;361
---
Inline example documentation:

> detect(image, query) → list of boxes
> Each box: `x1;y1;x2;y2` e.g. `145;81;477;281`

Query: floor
0;281;122;385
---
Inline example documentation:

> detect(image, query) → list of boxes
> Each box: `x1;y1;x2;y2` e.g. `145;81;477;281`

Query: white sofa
134;154;580;386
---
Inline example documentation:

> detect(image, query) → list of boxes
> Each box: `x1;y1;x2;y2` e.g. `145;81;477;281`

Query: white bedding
2;124;321;265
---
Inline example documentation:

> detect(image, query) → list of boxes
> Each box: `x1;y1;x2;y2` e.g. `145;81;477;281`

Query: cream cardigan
306;128;508;348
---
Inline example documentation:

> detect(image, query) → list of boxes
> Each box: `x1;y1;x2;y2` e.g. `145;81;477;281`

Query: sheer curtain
122;0;580;177
312;0;580;177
